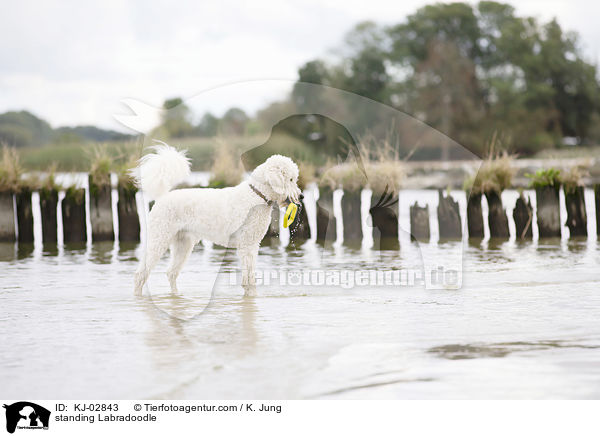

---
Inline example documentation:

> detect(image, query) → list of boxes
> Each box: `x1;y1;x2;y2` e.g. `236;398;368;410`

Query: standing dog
132;144;301;296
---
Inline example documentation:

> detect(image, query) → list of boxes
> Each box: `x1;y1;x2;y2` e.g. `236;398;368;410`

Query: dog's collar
249;183;275;206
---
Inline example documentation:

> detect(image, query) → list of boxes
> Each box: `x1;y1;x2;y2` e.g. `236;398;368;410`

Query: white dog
132;144;301;296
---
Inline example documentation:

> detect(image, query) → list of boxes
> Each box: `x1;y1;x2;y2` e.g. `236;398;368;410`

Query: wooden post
88;174;114;241
370;189;399;250
536;186;561;238
595;184;600;236
437;190;461;240
117;183;140;242
564;186;587;237
15;189;34;243
485;191;509;239
39;188;58;243
316;187;336;245
341;190;362;247
62;187;87;243
410;202;430;241
513;193;533;239
466;192;484;239
288;201;311;248
0;191;15;242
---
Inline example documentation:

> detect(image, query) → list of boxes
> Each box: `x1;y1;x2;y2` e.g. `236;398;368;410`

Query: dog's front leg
238;246;258;297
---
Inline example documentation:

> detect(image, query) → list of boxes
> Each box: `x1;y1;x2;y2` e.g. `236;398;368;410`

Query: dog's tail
131;141;191;200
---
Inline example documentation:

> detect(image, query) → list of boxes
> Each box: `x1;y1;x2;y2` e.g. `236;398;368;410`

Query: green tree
0;111;53;147
160;97;194;138
195;112;219;137
220;108;249;136
292;60;331;111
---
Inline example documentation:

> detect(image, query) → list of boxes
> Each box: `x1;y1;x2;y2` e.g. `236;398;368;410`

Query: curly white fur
133;144;300;297
130;141;191;200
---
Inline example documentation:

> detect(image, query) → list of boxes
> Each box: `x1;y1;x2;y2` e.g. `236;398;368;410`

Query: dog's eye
290;178;292;181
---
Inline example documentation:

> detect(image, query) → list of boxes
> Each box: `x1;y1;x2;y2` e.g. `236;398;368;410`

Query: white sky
1;0;598;132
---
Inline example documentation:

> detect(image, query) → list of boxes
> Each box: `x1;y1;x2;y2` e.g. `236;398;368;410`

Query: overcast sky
1;0;599;132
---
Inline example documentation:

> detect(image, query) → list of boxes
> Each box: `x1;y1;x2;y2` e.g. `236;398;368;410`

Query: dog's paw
243;286;258;297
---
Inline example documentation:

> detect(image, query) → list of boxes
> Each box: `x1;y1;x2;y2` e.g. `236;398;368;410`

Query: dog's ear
266;167;286;195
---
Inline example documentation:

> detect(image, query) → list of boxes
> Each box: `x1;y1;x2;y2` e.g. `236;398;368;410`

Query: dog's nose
299;193;304;200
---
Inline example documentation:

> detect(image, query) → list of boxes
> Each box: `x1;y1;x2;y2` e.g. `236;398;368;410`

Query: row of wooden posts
0;174;139;243
279;184;600;249
1;178;599;247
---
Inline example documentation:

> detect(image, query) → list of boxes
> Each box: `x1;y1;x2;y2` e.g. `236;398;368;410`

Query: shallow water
1;188;600;399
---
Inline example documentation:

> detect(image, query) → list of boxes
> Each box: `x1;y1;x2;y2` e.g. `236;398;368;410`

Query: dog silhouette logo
3;402;50;434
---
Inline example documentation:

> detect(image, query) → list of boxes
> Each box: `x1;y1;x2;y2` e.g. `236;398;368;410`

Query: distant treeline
3;1;600;160
0;110;134;148
176;1;600;157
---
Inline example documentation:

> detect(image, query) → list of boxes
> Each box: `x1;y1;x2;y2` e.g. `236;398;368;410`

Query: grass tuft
88;145;113;188
465;151;515;195
208;140;243;188
0;145;23;192
526;168;562;189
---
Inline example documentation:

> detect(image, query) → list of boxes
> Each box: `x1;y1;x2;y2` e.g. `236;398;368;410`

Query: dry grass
365;161;404;194
22;163;62;192
318;160;404;193
319;162;366;192
88;145;113;188
561;164;588;194
297;161;316;190
115;145;141;188
208;140;243;188
465;138;515;195
0;145;23;192
318;132;405;193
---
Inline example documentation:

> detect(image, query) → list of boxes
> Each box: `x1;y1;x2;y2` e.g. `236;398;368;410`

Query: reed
0;145;22;193
208;141;243;188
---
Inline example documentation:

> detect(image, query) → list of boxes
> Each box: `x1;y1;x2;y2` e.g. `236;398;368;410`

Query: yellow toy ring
283;203;298;228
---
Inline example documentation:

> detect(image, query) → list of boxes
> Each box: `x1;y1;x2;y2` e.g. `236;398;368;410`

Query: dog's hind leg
167;232;196;292
134;235;171;295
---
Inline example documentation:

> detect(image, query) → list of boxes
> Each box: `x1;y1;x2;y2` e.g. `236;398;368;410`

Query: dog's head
251;155;301;207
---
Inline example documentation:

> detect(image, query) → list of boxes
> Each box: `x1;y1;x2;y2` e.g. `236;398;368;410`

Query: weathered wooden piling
62;187;87;243
410;202;430;241
370;189;399;250
39;188;58;243
39;188;58;244
316;187;336;244
596;184;600;236
0;191;15;242
88;174;114;241
535;186;561;238
15;189;34;243
564;186;587;237
485;191;509;239
513;193;533;239
117;183;140;242
437;190;461;240
341;190;362;247
288;201;311;248
466;193;484;239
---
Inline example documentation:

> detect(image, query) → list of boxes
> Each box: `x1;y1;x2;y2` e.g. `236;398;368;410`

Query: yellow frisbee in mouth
283;203;298;228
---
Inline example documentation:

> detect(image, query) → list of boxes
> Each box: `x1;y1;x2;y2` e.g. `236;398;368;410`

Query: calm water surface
1;189;599;399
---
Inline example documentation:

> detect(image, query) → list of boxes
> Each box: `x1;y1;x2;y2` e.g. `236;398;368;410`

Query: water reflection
62;242;87;255
0;242;15;262
41;243;58;257
89;241;114;264
16;243;34;260
2;228;600;399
